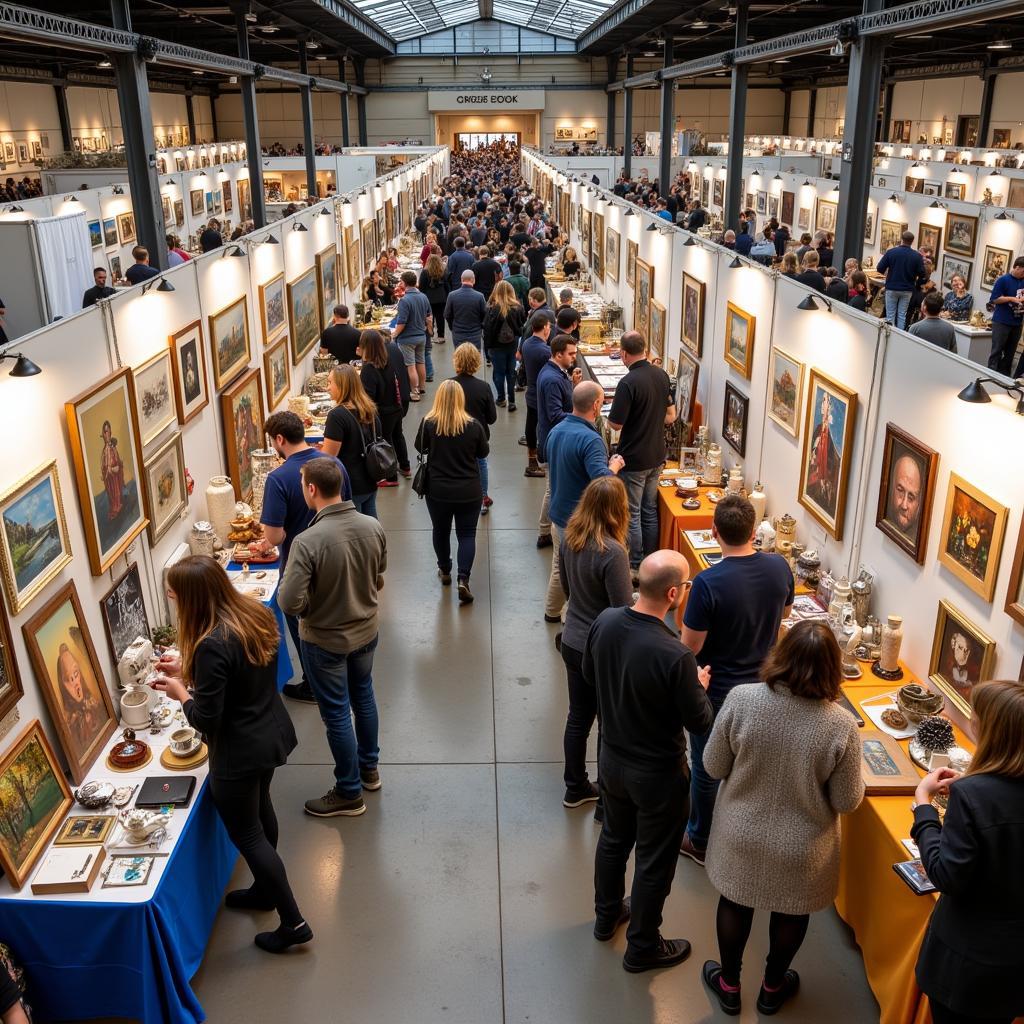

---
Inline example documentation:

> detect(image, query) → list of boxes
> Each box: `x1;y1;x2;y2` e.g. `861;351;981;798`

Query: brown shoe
679;832;706;866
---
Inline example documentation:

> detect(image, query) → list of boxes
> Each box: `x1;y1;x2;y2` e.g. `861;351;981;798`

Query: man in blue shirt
520;314;553;483
444;238;474;296
443;270;488;348
877;230;926;330
734;225;754;257
987;256;1024;376
124;246;160;285
260;411;351;704
393;270;433;399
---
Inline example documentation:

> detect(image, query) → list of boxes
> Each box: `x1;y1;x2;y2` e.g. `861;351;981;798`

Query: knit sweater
703;682;865;915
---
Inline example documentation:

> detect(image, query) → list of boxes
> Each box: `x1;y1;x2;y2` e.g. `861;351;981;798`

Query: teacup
169;727;200;756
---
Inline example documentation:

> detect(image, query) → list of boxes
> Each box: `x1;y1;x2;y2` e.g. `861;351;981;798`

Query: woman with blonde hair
415;379;489;604
561;245;581;278
152;556;307;954
452;342;497;514
322;364;383;517
483;279;526;409
911;679;1024;1024
557;476;632;809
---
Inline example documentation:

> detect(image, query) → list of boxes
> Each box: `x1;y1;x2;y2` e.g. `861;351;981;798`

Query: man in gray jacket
278;458;388;819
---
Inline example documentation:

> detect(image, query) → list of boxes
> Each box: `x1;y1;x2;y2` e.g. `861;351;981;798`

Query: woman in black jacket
359;329;409;483
482;280;526;410
911;679;1024;1024
415;380;489;604
451;342;497;514
154;556;308;955
418;253;449;345
322;364;382;517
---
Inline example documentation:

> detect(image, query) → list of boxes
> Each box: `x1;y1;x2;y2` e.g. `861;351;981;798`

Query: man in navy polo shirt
877;230;926;330
987;255;1024;376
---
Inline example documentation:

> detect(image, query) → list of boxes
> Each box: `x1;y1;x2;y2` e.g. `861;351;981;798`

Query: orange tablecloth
657;482;715;553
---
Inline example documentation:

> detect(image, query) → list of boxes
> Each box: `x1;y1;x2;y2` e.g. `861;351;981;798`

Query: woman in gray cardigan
700;620;865;1016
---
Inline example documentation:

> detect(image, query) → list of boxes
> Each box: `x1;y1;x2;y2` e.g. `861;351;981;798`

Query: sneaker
457;577;474;604
361;768;382;791
508;403;517;412
425;376;434;383
496;398;507;408
518;435;528;446
482;496;494;508
679;832;706;866
282;681;318;705
594;898;631;942
304;789;366;817
378;479;399;488
563;781;599;808
536;533;553;549
756;971;800;1015
438;568;452;586
480;504;489;516
544;613;561;623
623;936;692;974
524;466;546;478
703;961;742;1016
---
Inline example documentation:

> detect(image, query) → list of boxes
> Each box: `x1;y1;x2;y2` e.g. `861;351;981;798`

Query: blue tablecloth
227;559;293;690
0;781;236;1024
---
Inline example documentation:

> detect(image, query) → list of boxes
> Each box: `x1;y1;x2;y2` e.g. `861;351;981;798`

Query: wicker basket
896;683;944;724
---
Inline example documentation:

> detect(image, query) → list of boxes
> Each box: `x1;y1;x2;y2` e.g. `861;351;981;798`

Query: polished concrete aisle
191;342;881;1024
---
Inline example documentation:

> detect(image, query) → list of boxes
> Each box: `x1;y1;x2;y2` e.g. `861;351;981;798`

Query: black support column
53;81;73;153
978;71;997;148
185;91;196;145
657;37;674;193
782;89;791;137
605;55;617;152
233;7;266;227
806;87;817;138
339;58;350;147
298;41;318;199
724;1;749;233
623;55;634;178
880;81;894;141
109;0;166;269
354;59;368;145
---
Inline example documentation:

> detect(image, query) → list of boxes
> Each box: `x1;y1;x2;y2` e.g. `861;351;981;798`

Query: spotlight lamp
292;221;308;232
802;179;812;186
728;255;744;269
0;352;41;377
225;245;246;257
141;276;175;294
957;376;1024;414
796;293;832;312
889;193;901;203
261;234;280;245
929;199;947;209
319;206;331;215
995;210;1015;220
684;235;697;246
624;206;635;216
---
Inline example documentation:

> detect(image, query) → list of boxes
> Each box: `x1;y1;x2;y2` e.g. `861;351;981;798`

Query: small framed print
940;255;972;291
875;423;939;565
917;222;942;259
141;432;188;545
680;272;705;357
116;211;136;246
208;295;251;392
938;473;1007;602
131;349;177;450
649;300;666;362
102;853;162;888
168;320;209;425
981;245;1013;289
928;600;996;718
263;336;291;410
722;382;749;458
724;302;755;379
676;350;699;426
767;347;804;437
944;211;978;258
1004;514;1024;627
100;562;150;664
815;198;837;234
258;272;288;344
54;814;116;847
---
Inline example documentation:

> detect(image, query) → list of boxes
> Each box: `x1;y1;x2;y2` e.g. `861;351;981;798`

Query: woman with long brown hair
482;279;526;409
322;364;382;517
557;476;632;809
152;556;308;955
911;679;1024;1024
418;252;446;378
359;328;409;484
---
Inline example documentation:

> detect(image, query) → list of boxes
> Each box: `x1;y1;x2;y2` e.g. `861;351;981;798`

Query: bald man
584;550;713;973
888;453;923;538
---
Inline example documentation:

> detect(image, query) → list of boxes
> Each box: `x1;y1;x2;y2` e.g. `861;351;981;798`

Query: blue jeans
284;613;306;685
352;491;378;518
490;348;517;402
300;636;380;799
686;711;720;850
478;457;489;499
884;289;913;330
425;334;434;378
621;466;662;569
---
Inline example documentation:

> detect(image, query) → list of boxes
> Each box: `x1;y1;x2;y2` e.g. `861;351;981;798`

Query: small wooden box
859;730;921;795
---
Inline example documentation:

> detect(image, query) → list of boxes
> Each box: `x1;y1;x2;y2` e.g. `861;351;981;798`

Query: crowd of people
0;175;42;202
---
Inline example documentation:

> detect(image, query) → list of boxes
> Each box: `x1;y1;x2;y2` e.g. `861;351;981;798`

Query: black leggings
381;409;409;475
430;302;446;338
560;643;599;792
930;1004;1012;1024
425;496;480;579
209;770;303;927
525;404;538;451
716;894;809;988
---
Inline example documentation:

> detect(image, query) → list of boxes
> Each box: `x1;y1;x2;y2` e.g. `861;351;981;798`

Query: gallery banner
427;90;545;112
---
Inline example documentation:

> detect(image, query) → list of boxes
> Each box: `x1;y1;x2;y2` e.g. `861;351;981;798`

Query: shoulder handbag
346;407;396;484
411;420;430;499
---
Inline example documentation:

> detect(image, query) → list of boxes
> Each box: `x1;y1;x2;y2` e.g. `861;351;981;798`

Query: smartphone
892;859;936;895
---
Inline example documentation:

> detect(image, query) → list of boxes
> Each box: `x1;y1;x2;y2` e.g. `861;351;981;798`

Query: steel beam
623;55;634;178
606;54;617;151
978;70;996;146
725;3;750;234
298;41;318;201
185;90;196;145
658;38;674;193
354;58;368;145
782;89;791;136
53;82;72;152
234;8;266;228
305;0;395;53
339;58;350;147
880;81;894;140
806;87;817;137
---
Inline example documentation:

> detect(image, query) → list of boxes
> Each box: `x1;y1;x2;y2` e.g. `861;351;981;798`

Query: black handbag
411;420;430;499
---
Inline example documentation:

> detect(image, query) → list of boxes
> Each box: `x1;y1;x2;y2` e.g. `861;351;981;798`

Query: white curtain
32;213;93;323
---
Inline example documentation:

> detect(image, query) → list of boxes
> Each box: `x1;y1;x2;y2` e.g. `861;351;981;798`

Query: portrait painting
767;347;804;437
981;245;1013;289
713;178;724;209
724;302;755;379
343;225;358;288
263;337;291;410
287;268;321;366
88;220;102;249
65;368;148;575
0;720;73;889
220;366;266;502
798;369;858;540
316;246;339;331
676;351;699;425
917;222;942;260
142;431;187;544
880;219;907;253
100;562;150;664
649;300;666;361
722;383;749;458
189;188;205;217
626;239;638;286
131;349;177;449
633;258;653;339
781;190;795;228
797;207;811;231
116;211;136;246
1005;515;1024;627
591;212;605;281
168;320;209;425
208;295;251;392
940;254;972;290
938;473;1007;602
605;227;619;283
23;582;117;784
103;218;118;248
944;212;978;258
875;423;938;564
929;600;996;718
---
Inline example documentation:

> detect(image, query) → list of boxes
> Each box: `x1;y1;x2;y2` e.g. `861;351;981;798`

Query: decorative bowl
74;780;115;809
896;683;944;724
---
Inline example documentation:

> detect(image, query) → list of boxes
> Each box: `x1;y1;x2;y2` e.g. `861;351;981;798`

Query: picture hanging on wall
115;211;136;246
701;177;711;208
0;720;73;890
923;180;942;197
605;227;619;283
744;192;754;213
905;177;925;195
626;239;638;287
88;220;102;248
205;191;214;216
680;272;705;357
360;219;375;275
928;600;996;719
222;180;232;215
65;368;149;575
863;208;875;245
798;368;858;541
723;301;755;379
756;191;767;215
937;472;1007;602
343;226;358;289
385;198;394;243
767;347;804;437
22;580;118;784
141;431;188;544
591;212;605;282
880;219;907;253
944;181;966;201
220;366;266;503
287;268;321;366
207;295;251;392
258;273;287;345
109;256;122;285
649;300;666;361
161;196;172;226
316;246;339;331
1006;178;1024;210
100;562;150;664
722;383;749;457
189;189;204;217
875;423;939;565
768;194;780;221
131;349;177;450
375;207;386;253
168;320;209;426
676;350;699;426
981;245;1014;289
815;199;837;235
103;218;118;248
263;336;291;411
944;211;978;258
713;178;724;209
0;593;22;723
581;208;592;267
917;222;942;259
1004;514;1024;627
173;199;184;226
797;207;810;231
633;258;653;340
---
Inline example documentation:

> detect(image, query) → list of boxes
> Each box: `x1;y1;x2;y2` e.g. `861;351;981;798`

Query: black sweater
453;372;497;439
482;303;526;351
415;418;489;503
324;405;381;495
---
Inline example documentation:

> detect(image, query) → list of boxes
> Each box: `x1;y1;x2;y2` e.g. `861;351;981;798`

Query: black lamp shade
796;294;820;311
157;278;175;292
684;235;696;246
646;222;658;231
729;256;743;269
9;354;40;377
957;379;991;404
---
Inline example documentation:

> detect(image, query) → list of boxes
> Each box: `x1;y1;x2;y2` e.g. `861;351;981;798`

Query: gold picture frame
724;301;755;379
286;267;321;366
258;272;287;344
649;299;666;361
315;245;339;331
263;336;291;410
131;348;177;450
937;473;1008;602
344;225;358;289
207;295;251;392
53;814;116;847
220;366;266;502
929;599;996;719
141;431;188;544
875;423;939;565
626;239;637;286
605;227;619;283
681;272;705;357
633;257;653;339
767;347;804;437
1004;513;1024;627
168;320;209;425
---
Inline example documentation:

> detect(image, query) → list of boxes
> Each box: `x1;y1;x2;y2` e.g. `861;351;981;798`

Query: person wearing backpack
322;365;385;518
483;280;526;410
359;329;410;487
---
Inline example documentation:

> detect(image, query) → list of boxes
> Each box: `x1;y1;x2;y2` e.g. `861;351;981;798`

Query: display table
951;323;993;366
657;480;715;553
226;559;293;690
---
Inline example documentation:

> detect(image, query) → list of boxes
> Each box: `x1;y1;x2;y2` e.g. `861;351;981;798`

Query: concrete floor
190;341;881;1024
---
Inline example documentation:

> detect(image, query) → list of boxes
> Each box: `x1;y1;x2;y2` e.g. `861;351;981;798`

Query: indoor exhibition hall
0;0;1022;1022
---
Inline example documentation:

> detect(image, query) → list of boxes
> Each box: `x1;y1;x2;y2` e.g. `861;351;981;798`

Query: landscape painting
208;296;251;392
288;268;321;366
767;347;804;436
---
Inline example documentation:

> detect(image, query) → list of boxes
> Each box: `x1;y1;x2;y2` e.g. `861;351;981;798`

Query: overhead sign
427;89;545;112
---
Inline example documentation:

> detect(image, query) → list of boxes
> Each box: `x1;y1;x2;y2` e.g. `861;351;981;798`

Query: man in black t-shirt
319;304;362;364
607;332;677;571
82;266;116;307
470;245;502;300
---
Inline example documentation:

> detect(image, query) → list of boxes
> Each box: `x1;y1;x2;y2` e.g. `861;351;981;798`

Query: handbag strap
341;405;378;458
414;418;431;463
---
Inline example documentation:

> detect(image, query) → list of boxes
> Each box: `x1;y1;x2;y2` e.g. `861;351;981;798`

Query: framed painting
1005;514;1024;627
724;302;755;379
676;350;699;425
1006;178;1024;210
375;206;386;252
189;188;204;217
220;366;266;502
131;349;176;449
713;178;724;209
173;199;184;226
141;431;187;544
0;720;73;889
102;218;118;248
649;300;666;361
116;211;136;246
109;256;121;285
797;207;810;232
798;369;858;540
287;267;321;366
944;211;978;258
258;273;287;344
768;194;780;221
359;220;375;276
917;222;942;259
0;461;72;615
581;208;592;266
633;258;653;339
343;225;358;288
161;195;171;226
864;208;875;245
767;347;804;437
875;423;939;565
940;254;972;290
722;382;749;458
944;181;966;201
680;272;705;357
100;562;150;664
815;199;837;234
756;190;767;215
937;473;1007;602
263;336;291;410
222;180;232;214
981;245;1013;289
168;320;209;425
702;176;710;208
205;191;213;216
316;245;339;329
591;212;605;282
904;176;925;195
626;239;638;286
929;600;996;718
23;581;118;784
65;368;148;575
605;227;619;283
880;219;907;253
207;295;251;392
88;220;102;249
385;198;394;243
